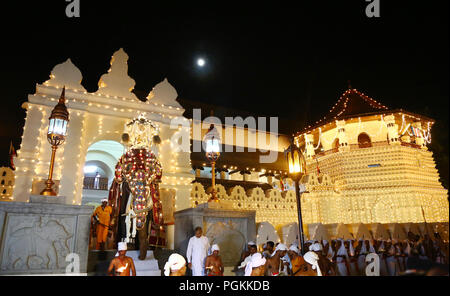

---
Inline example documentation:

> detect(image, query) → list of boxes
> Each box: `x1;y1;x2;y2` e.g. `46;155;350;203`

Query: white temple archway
13;48;194;209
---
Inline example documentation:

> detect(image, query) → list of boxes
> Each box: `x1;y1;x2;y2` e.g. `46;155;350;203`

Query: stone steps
126;250;161;276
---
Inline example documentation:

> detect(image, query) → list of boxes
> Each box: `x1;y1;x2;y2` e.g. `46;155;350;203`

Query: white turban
245;253;266;276
247;241;256;246
303;251;322;276
271;243;288;257
164;253;186;276
101;198;108;203
211;244;220;252
118;242;127;251
326;244;335;260
322;240;328;245
289;244;300;254
310;243;323;252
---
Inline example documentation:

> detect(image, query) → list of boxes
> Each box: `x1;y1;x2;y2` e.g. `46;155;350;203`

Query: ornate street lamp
284;139;307;254
203;124;221;202
40;87;69;196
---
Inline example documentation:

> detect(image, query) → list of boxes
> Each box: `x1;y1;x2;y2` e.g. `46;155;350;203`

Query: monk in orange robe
92;199;112;250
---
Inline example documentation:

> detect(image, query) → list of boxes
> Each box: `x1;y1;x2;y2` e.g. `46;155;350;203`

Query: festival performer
237;244;258;275
186;226;210;276
164;253;187;276
335;239;350;276
346;239;359;276
386;240;400;276
265;243;288;276
303;250;322;276
205;244;224;276
245;253;267;276
240;241;256;262
92;198;112;250
376;240;389;276
262;241;275;259
287;244;314;276
311;242;335;276
107;242;136;276
356;240;369;275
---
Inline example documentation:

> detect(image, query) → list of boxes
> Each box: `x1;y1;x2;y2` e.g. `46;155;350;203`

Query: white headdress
211;244;220;252
311;243;323;252
303;251;322;276
118;242;127;251
271;243;287;257
244;253;266;276
101;198;108;203
164;253;186;276
289;244;300;254
247;241;256;246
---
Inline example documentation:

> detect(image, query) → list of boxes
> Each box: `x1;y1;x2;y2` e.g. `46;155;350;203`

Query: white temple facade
13;49;193;214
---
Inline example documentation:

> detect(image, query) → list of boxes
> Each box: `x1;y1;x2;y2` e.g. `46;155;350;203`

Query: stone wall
0;196;93;275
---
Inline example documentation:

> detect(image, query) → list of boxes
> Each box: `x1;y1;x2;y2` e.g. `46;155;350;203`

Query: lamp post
284;140;307;254
40;87;69;196
204;124;221;202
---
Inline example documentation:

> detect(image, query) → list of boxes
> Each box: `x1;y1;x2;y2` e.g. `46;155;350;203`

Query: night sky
0;1;448;188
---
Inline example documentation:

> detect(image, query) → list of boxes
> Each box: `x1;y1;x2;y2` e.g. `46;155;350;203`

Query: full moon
197;58;205;67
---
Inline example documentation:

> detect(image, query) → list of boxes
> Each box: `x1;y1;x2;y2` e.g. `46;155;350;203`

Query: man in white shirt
186;226;210;276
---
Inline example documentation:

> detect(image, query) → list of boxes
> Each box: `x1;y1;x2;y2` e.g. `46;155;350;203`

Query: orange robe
93;205;112;249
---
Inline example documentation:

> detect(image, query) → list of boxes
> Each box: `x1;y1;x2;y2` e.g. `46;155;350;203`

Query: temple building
9;48;449;250
294;88;449;225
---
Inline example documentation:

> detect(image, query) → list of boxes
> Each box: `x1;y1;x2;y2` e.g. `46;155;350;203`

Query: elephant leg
138;218;149;260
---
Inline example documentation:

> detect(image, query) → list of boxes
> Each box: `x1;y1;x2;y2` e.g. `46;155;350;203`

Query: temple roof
296;88;434;136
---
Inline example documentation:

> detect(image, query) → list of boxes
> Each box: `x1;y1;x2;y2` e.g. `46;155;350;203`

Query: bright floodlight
197;58;205;67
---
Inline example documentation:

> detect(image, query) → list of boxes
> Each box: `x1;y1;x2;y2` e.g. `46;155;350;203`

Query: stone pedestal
174;203;256;268
0;195;93;275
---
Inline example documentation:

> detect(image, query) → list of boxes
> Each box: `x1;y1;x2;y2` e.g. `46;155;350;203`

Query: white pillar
58;111;87;205
305;133;315;159
385;115;400;145
13;105;44;202
336;120;349;152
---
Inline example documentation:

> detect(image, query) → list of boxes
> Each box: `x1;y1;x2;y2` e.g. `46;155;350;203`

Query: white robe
186;236;210;276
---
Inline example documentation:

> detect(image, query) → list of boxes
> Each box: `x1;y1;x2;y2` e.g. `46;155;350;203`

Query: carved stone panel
204;218;247;266
1;213;76;272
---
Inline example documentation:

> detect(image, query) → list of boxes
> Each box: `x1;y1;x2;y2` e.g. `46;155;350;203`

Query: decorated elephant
108;114;165;260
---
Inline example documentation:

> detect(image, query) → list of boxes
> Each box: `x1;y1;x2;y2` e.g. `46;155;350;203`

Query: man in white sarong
186;226;210;276
357;240;368;275
336;239;349;276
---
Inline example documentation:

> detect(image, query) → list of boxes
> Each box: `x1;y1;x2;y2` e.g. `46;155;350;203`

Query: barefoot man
108;242;136;276
92;198;112;250
186;226;210;276
265;243;288;276
205;244;224;276
245;253;267;276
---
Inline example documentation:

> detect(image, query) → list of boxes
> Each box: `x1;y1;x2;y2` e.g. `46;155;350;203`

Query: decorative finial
347;80;352;89
59;86;66;103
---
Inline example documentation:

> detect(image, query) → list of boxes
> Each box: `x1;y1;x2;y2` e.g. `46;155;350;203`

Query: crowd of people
107;226;449;276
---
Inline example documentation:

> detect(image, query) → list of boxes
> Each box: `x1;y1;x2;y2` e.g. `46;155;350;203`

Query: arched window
358;133;372;148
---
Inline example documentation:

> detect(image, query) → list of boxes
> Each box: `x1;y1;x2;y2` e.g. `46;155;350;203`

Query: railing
83;177;109;190
314;140;421;159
